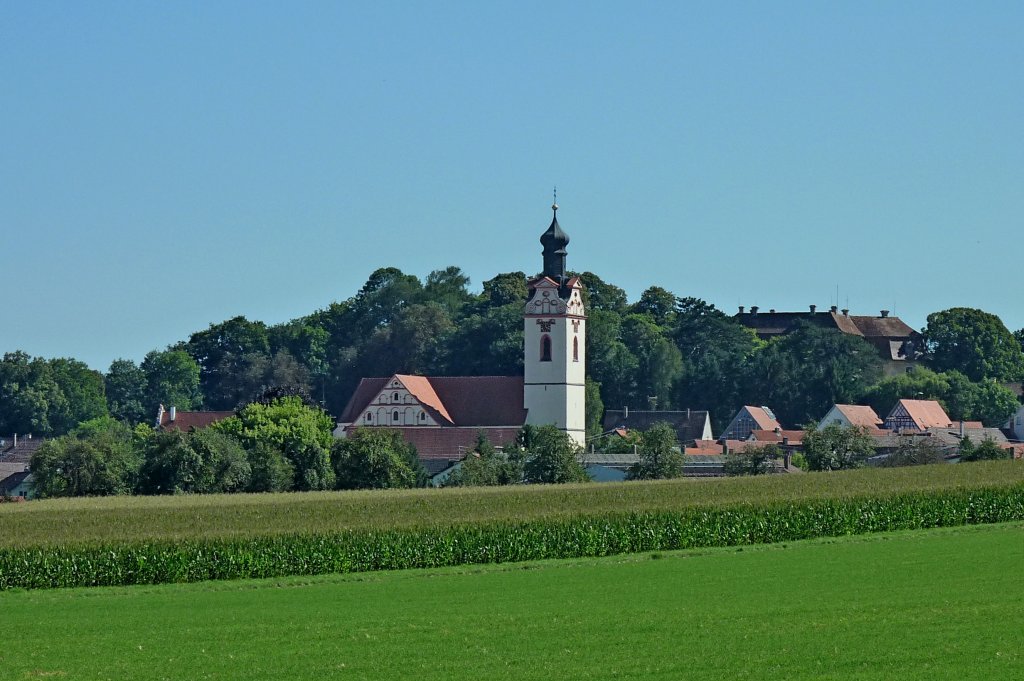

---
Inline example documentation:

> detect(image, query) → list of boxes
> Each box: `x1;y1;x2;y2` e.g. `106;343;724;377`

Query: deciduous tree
923;308;1024;382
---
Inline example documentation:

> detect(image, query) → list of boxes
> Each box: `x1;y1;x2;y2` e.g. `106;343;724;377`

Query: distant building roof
886;399;953;431
0;437;44;464
0;470;31;494
602;409;712;445
734;309;921;361
158;410;235;431
750;429;805;445
833;404;885;429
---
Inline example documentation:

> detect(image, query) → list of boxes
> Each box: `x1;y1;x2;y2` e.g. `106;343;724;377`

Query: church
334;202;587;474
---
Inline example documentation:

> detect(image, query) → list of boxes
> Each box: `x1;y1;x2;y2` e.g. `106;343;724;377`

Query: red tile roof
892;399;953;430
833;404;884;429
745;406;782;431
159;411;234;431
750;429;805;445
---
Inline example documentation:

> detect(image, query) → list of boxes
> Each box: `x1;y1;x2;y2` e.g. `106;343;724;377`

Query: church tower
523;201;587;446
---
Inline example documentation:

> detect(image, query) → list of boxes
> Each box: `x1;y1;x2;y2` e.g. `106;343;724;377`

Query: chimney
722;441;730;455
738;305;745;314
959;421;965;439
169;406;177;422
830;305;838;313
13;434;16;448
774;426;782;435
750;306;759;315
809;304;817;314
841;308;849;316
880;310;890;318
156;404;165;428
769;309;776;314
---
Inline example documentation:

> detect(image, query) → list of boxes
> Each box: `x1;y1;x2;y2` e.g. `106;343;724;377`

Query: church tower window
573;336;579;362
540;335;552;362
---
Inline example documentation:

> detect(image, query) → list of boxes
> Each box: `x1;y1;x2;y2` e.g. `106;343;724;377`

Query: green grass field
2;522;1021;680
3;461;1022;548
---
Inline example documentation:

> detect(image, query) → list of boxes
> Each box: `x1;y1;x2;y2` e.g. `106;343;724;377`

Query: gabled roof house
719;406;781;442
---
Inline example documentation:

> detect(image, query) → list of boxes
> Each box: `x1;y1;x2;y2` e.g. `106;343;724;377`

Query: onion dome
540;202;569;283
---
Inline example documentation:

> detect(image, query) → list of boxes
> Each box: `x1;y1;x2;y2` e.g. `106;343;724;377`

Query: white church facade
335;202;587;473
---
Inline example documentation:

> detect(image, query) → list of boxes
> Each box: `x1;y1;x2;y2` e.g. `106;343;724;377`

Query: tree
923;308;1024;382
442;432;524;487
959;436;1009;462
520;425;589;484
0;351;66;436
626;422;683;480
864;367;1018;427
575;271;628;314
480;271;528;309
29;417;140;497
331;428;421;489
46;358;108;434
1015;328;1024;354
802;423;876;471
723;444;782;476
620;314;682;410
423;266;473;317
630;286;677;326
245;442;294;492
141;350;202;414
212;395;335;491
105;359;148;424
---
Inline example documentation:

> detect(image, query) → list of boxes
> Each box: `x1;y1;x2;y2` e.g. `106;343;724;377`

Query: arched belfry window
540;335;552;362
573;336;579;362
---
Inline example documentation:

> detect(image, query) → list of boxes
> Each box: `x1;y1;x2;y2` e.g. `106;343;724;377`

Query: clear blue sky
3;1;1022;371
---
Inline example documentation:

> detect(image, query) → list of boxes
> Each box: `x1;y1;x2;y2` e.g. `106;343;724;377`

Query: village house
818;404;886;431
719;405;782;441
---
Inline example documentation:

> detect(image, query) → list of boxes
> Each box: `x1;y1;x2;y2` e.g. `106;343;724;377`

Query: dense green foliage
923;307;1024;382
959;436;1011;462
442;432;524;487
331;428;424;490
723;443;783;476
802;423;876;471
3;524;1021;680
626;422;683;480
519;425;590;484
28;398;424;497
1;473;1022;589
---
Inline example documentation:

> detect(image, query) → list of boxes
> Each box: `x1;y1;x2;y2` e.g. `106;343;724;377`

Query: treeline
3;267;1024;439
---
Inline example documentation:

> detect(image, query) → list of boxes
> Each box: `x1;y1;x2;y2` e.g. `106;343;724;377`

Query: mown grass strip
2;460;1023;549
2;484;1022;590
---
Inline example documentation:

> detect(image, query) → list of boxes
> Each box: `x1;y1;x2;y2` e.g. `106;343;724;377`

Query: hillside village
3;205;1024;499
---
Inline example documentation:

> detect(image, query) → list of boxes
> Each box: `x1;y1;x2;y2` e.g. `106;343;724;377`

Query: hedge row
2;485;1023;590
